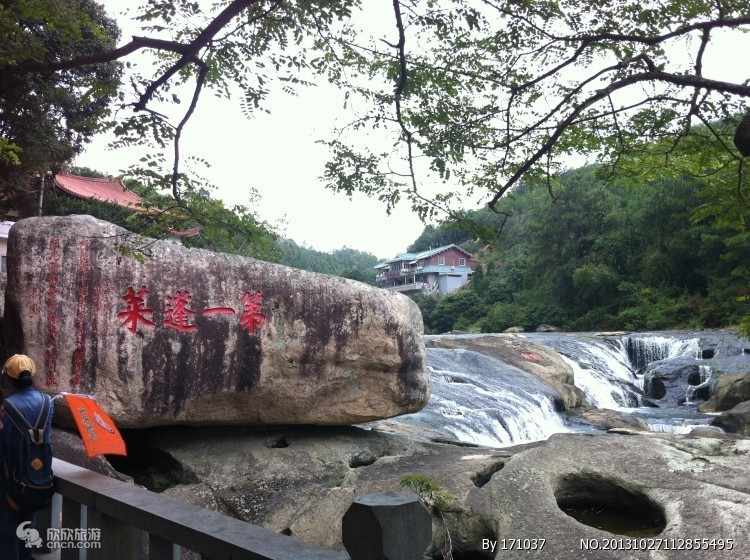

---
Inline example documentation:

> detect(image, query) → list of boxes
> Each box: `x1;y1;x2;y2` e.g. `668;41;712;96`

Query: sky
75;3;750;259
75;2;438;260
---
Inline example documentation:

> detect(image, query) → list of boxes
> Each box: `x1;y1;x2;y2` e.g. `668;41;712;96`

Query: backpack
3;393;56;512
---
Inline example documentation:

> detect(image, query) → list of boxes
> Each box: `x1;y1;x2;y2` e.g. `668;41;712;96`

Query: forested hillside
412;166;750;334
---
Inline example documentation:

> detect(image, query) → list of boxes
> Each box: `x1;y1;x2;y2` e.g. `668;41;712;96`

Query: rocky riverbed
83;423;750;560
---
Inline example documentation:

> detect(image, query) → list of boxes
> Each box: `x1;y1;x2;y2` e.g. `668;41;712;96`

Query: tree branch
489;68;750;211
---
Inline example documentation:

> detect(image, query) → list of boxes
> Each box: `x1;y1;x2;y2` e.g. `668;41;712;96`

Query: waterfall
625;336;701;372
560;354;628;410
372;332;725;448
527;336;642;409
400;348;571;447
685;365;713;404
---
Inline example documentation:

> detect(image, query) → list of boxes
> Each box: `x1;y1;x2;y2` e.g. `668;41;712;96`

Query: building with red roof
54;171;145;210
52;171;199;239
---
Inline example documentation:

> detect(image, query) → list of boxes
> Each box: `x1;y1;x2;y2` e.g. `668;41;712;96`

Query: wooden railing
36;458;349;560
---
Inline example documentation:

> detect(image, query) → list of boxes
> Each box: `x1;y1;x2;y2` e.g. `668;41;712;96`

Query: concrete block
342;492;432;560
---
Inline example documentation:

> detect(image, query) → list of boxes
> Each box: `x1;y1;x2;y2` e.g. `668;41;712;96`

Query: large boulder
2;216;428;428
699;371;750;412
642;356;711;406
711;401;750;436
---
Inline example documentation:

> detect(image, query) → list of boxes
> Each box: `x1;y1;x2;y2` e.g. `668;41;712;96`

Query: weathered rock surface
711;401;750;436
642;356;709;406
140;426;750;560
580;408;651;432
700;371;750;412
3;216;428;427
51;427;122;478
426;335;587;410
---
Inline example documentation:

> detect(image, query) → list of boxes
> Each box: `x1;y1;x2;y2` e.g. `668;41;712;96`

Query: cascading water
542;338;641;409
625;336;701;372
392;347;570;447
685;365;713;404
371;332;740;447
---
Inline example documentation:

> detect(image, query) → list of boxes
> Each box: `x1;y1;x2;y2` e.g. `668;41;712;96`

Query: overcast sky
76;3;750;259
76;2;440;260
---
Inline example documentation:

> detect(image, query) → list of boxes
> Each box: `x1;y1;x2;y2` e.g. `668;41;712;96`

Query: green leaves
400;474;453;512
318;0;750;223
0;0;121;199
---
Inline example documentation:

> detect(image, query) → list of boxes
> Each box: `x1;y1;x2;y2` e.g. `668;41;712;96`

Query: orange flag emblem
63;394;127;458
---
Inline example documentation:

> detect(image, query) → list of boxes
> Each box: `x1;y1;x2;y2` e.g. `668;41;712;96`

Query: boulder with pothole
642;357;711;406
126;424;750;560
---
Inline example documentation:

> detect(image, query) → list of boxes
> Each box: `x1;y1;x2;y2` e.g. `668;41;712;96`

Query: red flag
63;394;127;457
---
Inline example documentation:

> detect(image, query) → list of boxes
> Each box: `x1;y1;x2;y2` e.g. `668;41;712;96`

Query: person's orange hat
2;354;36;379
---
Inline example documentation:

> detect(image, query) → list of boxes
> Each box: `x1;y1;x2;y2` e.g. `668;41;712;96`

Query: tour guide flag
62;394;127;457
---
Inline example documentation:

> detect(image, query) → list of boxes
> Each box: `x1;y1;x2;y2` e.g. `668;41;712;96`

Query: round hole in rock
555;473;666;537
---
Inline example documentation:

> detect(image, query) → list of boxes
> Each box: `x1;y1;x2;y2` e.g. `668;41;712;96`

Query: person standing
0;354;53;560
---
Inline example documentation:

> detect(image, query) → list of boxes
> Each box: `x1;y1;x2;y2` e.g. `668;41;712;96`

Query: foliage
173;189;282;263
411;165;750;334
399;474;453;512
280;241;379;284
44;168;380;281
321;1;750;226
407;225;471;253
428;290;484;334
325;472;345;488
42;167;283;262
0;0;121;211
400;474;454;560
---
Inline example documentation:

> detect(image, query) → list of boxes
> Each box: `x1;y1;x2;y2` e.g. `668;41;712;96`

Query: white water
626;336;702;372
434;388;569;447
566;340;638;409
375;333;722;447
397;349;572;447
685;365;713;404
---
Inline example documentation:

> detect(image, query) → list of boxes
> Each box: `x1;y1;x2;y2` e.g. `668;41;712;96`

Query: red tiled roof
54;172;144;210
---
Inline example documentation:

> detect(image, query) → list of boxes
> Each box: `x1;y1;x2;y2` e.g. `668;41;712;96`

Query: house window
438;256;445;265
459;258;466;267
402;262;409;270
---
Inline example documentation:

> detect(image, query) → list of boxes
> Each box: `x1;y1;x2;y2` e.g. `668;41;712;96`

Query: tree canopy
413;166;749;334
1;0;749;331
0;0;121;207
3;0;749;211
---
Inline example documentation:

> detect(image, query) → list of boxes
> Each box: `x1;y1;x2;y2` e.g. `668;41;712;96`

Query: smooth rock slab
3;216;428;427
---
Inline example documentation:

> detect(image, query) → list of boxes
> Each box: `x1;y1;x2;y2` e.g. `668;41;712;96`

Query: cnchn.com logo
16;522;43;548
16;522;103;549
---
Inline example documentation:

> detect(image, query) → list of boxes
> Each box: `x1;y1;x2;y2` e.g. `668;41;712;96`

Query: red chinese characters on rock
45;238;62;387
164;291;197;332
72;239;91;386
117;287;265;336
239;292;266;335
117;287;156;333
